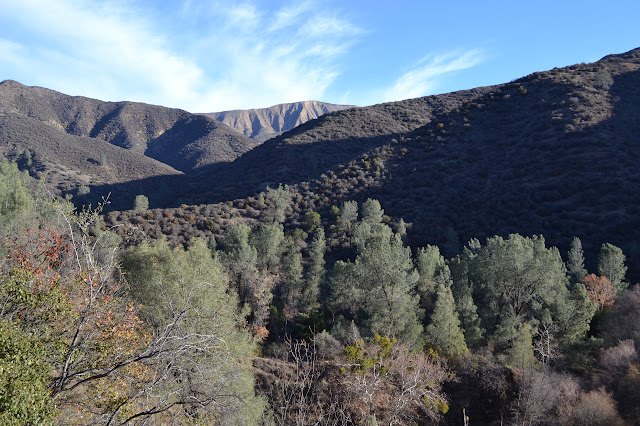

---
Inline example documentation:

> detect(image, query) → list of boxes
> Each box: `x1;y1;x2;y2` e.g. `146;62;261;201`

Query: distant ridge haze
202;101;357;142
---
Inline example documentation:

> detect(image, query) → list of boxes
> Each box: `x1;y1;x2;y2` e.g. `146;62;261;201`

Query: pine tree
454;283;484;348
567;237;587;284
262;184;292;224
415;245;450;315
281;243;304;317
302;228;325;313
506;322;536;369
425;284;468;357
250;224;284;272
361;198;384;226
338;200;358;234
598;243;628;296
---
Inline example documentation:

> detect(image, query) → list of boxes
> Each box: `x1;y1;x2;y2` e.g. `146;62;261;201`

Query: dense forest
1;160;639;425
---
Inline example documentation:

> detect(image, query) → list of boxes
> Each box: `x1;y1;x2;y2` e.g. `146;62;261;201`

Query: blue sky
1;0;638;112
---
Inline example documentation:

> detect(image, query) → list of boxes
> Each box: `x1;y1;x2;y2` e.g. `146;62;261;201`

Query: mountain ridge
0;80;258;171
202;100;356;142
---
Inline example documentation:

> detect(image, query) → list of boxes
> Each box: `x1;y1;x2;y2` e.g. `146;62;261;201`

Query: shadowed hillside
0;80;258;172
100;48;640;275
203;101;356;142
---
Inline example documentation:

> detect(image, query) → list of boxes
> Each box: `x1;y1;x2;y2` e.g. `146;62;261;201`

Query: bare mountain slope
203;101;356;142
0;80;258;172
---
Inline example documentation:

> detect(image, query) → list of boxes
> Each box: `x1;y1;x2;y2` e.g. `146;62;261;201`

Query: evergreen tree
302;227;325;313
468;234;568;336
330;232;423;346
0;160;34;228
338;200;358;234
506;322;536;369
121;239;266;422
449;255;484;348
557;282;596;345
221;223;252;253
415;245;450;314
361;198;384;226
425;284;468;357
353;221;372;252
598;243;628;296
263;184;292;224
567;237;588;284
250;224;285;272
281;243;304;317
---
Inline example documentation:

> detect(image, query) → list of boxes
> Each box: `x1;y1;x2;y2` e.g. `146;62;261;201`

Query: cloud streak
383;49;486;103
0;0;363;112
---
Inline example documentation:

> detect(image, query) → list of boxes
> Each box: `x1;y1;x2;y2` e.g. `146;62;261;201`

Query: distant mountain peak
201;101;357;143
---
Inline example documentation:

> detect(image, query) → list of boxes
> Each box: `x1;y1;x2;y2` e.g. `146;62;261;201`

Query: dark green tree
506;322;536;369
250;224;285;272
338;200;358;234
361;198;384;226
415;245;450;315
567;236;588;284
302;210;321;232
0;160;35;228
449;255;485;349
330;230;423;346
598;243;628;296
302;227;326;313
425;284;468;357
281;243;304;317
263;184;292;224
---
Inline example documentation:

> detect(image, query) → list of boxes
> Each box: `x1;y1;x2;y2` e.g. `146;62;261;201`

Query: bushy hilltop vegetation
2;48;640;424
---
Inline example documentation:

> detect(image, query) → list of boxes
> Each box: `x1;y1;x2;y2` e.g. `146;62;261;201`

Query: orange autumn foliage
3;225;151;421
582;273;615;312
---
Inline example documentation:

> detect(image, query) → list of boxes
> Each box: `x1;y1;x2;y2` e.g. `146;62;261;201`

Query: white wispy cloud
0;0;362;112
383;49;486;102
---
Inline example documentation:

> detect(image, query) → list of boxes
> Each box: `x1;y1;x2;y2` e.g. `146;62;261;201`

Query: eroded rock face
202;100;357;143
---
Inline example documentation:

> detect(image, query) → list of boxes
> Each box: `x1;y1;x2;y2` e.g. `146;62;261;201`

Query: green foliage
594;69;614;90
302;227;326;314
133;194;149;211
344;334;397;376
506;322;536;369
250;224;285;272
120;238;265;423
281;243;304;316
425;284;468;357
338;200;358;233
330;229;423;346
470;234;568;329
0;160;35;227
416;245;450;314
598;243;628;296
557;282;596;346
221;223;252;253
567;236;588;284
449;256;485;348
302;210;321;232
0;320;55;425
263;184;292;224
361;198;384;226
